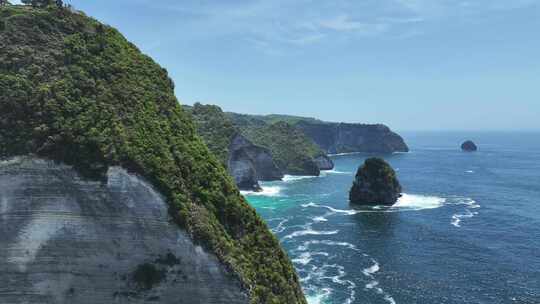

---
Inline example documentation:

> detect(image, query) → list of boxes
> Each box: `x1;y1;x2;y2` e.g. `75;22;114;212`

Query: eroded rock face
349;158;402;205
296;122;409;154
228;135;283;191
0;157;248;304
314;155;334;171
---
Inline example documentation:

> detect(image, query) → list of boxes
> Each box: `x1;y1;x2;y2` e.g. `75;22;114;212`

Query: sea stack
461;140;478;152
349;158;402;205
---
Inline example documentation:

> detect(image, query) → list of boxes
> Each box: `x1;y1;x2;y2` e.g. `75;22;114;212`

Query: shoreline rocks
349;158;402;205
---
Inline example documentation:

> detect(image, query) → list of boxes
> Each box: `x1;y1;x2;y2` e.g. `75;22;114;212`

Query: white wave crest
321;169;352;175
312;216;328;222
392;193;446;210
362;260;380;276
296;240;362;252
328;152;362;157
283;175;318;182
451;199;480;227
292;251;329;266
240;185;282;197
302;202;361;215
361;258;396;304
270;218;290;233
306;288;332;304
283;228;339;240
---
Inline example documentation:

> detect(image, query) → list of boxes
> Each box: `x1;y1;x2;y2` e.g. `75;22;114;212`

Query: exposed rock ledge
0;157;248;304
228;134;283;191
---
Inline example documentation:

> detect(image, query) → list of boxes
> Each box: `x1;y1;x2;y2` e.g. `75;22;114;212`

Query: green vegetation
238;113;325;126
229;113;325;175
184;103;237;166
0;5;305;304
21;0;62;8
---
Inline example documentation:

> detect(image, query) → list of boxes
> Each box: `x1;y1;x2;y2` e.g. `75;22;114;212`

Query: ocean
242;131;540;304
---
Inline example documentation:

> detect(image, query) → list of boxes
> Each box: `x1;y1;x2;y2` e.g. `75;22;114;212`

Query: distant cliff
228;113;409;154
296;121;409;154
228;113;333;176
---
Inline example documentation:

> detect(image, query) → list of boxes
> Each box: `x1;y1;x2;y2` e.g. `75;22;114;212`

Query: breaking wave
241;185;283;197
283;175;318;182
391;193;447;211
451;199;480;227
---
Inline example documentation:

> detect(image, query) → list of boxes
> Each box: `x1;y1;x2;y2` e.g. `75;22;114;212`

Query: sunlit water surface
243;132;540;304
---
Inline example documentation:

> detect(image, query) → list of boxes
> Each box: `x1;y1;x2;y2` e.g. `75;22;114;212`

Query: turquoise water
243;132;540;304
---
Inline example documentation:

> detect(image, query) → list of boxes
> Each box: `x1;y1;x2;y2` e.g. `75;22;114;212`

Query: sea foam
305;288;332;304
391;193;446;211
241;185;282;197
283;175;317;182
451;199;480;227
283;228;339;240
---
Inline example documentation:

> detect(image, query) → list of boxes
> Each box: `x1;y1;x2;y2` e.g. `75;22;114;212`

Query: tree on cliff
21;0;62;8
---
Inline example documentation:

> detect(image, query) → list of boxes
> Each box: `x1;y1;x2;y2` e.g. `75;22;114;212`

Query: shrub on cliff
0;6;305;304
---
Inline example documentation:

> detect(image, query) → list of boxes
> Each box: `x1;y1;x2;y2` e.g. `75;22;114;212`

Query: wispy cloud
130;0;538;54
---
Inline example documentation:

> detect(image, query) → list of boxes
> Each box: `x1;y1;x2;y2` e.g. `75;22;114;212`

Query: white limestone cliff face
0;157;248;304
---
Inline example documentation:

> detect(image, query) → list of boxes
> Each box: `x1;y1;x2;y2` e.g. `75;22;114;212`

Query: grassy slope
0;6;305;304
228;113;324;175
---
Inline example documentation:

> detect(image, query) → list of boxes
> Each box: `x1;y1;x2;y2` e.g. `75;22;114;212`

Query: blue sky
16;0;540;130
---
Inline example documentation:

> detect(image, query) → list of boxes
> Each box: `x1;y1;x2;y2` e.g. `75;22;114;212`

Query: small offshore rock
461;140;478;152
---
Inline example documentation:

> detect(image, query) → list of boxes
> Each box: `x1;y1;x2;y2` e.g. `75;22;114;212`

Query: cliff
229;113;332;176
186;104;282;191
296;121;409;154
228;113;409;154
1;157;248;304
0;5;305;304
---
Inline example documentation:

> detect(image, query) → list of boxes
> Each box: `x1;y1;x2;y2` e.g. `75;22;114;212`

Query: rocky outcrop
228;134;282;191
349;158;402;205
0;157;248;304
296;121;409;154
461;140;478;152
314;154;334;171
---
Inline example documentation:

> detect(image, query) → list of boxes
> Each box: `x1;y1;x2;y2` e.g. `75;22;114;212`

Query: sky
14;0;540;130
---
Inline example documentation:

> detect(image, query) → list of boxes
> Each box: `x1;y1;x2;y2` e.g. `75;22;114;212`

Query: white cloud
320;15;368;31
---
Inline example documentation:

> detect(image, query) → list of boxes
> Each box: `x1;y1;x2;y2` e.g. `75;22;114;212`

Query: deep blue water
243;132;540;304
